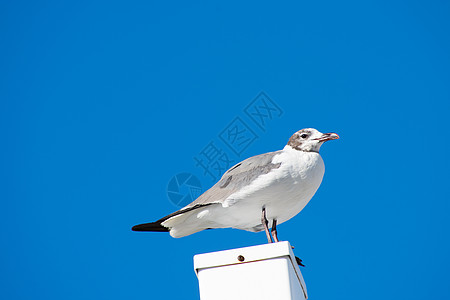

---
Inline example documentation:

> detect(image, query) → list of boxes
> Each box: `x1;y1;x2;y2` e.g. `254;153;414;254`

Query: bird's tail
131;203;214;236
132;221;169;232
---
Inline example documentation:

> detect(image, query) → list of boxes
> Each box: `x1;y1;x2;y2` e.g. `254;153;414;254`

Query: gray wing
185;150;282;208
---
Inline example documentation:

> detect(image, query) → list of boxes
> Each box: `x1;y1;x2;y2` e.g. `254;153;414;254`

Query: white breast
211;146;325;231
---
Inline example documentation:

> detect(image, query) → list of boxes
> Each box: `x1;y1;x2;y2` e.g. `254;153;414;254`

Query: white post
194;241;308;300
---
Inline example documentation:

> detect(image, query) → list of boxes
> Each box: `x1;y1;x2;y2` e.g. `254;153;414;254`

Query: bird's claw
295;256;305;267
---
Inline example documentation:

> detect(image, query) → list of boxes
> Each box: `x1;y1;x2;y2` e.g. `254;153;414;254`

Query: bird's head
287;128;339;152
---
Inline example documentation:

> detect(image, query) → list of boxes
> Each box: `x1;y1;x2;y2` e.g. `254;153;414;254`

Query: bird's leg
261;207;273;243
271;219;279;242
268;218;304;266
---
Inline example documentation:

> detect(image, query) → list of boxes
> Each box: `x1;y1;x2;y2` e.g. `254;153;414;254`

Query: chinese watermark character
219;116;258;156
244;91;283;131
167;91;283;208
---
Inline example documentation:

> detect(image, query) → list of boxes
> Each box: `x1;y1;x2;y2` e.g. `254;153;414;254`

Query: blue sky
1;1;449;299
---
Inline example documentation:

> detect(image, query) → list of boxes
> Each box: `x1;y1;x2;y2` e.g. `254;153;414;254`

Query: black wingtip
131;222;169;232
131;204;213;233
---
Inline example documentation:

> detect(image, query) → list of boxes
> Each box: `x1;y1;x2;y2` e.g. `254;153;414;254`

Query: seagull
132;128;339;246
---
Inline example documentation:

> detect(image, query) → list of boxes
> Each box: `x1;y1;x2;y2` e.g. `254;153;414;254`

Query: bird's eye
300;133;308;139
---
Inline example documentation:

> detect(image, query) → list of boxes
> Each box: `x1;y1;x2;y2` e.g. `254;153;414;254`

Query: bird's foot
295;256;305;267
